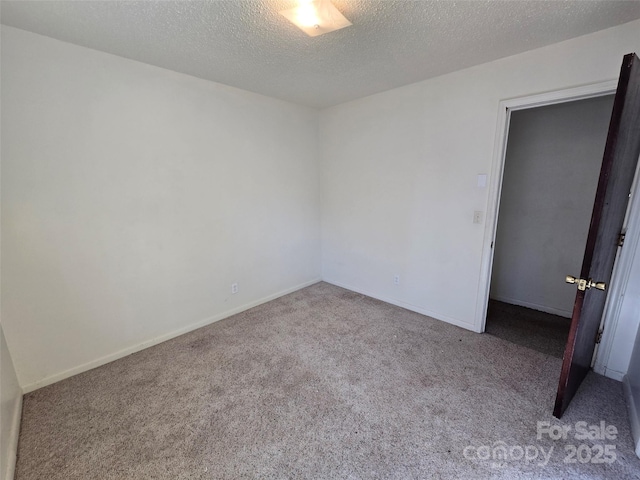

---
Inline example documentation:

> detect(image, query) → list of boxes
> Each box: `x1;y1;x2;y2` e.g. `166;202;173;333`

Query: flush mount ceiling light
279;0;352;37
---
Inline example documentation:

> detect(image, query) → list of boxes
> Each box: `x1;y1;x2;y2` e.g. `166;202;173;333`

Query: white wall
624;321;640;457
319;20;640;342
0;325;21;480
0;25;23;480
1;26;321;391
4;19;640;395
490;96;614;317
623;290;640;457
624;320;640;457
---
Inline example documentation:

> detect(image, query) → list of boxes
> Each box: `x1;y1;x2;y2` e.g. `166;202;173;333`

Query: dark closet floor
485;300;571;358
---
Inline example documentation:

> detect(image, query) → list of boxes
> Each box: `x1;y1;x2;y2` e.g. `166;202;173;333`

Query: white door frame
593;151;640;379
474;79;638;377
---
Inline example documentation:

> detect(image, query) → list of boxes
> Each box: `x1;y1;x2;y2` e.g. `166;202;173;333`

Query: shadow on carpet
485;300;571;358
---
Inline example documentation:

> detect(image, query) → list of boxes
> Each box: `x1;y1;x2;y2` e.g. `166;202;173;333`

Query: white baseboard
600;367;626;382
623;375;640;458
489;295;572;318
21;278;321;393
322;278;476;332
4;392;23;480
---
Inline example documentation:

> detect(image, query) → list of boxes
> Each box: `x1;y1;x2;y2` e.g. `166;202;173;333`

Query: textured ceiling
2;1;640;108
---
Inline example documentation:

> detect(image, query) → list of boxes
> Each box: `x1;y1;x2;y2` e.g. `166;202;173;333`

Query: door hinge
618;231;626;247
595;329;603;344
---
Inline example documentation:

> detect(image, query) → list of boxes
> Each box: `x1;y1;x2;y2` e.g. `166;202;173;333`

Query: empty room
3;1;640;479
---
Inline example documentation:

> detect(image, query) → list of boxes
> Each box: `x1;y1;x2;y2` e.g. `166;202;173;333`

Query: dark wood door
554;53;640;418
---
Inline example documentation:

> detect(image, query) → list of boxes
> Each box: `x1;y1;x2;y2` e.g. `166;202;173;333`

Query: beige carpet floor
14;282;640;479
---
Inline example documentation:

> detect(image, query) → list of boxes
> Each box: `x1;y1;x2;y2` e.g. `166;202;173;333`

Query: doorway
485;95;615;357
477;59;640;417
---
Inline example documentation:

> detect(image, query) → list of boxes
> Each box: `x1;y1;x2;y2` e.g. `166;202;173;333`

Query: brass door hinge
595;329;603;344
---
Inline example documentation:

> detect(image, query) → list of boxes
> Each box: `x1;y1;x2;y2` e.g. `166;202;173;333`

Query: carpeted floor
485;300;572;358
15;283;640;479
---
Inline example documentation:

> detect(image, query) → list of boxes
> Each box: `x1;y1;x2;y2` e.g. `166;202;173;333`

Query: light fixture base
279;0;352;37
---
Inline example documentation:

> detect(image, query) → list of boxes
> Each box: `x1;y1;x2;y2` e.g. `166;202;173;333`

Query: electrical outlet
473;211;483;224
393;275;400;286
231;283;238;294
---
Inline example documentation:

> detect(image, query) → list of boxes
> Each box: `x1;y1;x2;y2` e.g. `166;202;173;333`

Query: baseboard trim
623;375;640;458
601;367;625;382
322;278;476;332
21;278;322;393
4;391;23;480
489;295;572;318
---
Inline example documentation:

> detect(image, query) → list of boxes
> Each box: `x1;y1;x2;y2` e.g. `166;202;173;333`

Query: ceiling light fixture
279;0;352;37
